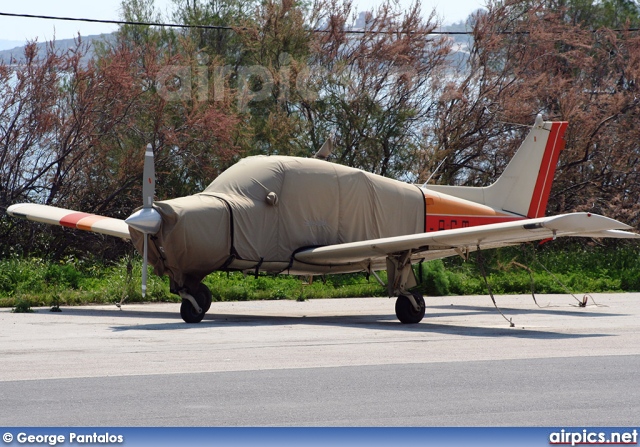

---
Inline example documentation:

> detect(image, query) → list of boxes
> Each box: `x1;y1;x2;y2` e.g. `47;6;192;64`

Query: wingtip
6;204;19;217
6;203;33;219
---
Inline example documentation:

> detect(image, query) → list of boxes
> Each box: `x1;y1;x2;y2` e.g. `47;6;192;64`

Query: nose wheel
395;293;425;324
179;283;213;323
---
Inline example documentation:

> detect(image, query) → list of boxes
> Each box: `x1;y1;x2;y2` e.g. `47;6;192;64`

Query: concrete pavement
2;293;639;382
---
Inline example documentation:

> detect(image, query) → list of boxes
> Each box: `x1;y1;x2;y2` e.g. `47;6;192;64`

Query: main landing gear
386;251;426;324
179;283;212;323
395;292;426;324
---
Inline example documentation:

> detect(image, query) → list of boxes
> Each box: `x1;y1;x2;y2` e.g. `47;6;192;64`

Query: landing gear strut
179;283;212;323
386;251;426;324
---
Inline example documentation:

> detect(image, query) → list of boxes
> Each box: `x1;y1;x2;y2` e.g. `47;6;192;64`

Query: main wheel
195;283;213;313
395;293;426;324
179;283;212;323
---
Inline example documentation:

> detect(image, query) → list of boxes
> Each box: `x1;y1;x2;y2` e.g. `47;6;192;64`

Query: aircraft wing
294;212;640;266
7;203;131;239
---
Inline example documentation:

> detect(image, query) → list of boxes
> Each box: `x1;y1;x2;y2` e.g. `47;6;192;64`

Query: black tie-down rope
475;245;516;327
474;243;605;326
116;248;135;309
518;243;604;308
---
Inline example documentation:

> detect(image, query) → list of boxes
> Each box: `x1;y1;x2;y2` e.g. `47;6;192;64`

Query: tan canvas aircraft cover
204;155;425;261
132;155;425;286
130;193;232;287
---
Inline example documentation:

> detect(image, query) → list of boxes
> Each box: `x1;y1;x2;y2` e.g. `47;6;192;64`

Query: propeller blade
123;143;161;298
143;144;155;209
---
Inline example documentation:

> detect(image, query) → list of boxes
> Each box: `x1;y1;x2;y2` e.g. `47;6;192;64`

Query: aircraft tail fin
427;115;568;218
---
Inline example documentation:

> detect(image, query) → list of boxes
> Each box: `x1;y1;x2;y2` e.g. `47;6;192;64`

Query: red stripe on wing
59;212;94;229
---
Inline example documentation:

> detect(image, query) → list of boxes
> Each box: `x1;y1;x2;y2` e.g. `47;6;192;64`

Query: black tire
395;293;426;324
179;283;212;323
180;299;205;323
195;283;213;313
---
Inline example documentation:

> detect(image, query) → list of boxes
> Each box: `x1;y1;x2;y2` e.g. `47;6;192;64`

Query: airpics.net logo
549;429;638;446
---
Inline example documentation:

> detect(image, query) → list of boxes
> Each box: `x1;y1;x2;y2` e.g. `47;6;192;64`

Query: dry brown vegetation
1;0;639;260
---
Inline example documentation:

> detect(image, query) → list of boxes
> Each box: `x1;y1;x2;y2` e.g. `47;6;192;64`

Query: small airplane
7;115;640;323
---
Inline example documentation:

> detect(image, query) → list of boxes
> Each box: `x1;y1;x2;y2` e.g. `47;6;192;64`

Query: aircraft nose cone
125;207;162;234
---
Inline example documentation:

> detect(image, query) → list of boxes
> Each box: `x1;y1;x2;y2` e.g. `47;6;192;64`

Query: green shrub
269;288;289;300
12;298;34;313
0;257;44;294
620;270;640;291
418;260;451;296
44;263;82;289
224;285;250;301
0;240;639;307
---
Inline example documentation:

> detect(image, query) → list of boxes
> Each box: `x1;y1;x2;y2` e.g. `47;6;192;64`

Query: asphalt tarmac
1;293;639;426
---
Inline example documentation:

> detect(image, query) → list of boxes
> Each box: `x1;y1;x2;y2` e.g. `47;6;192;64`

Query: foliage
0;254;170;308
150;0;455;172
432;240;640;295
2;0;640;307
303;1;452;177
1;242;638;309
11;298;34;313
427;0;640;227
0;32;242;259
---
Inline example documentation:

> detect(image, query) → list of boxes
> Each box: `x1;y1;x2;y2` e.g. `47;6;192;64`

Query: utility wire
0;11;473;35
0;11;235;31
3;11;639;36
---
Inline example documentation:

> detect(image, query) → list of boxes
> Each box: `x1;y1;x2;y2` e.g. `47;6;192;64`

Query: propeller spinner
125;144;162;297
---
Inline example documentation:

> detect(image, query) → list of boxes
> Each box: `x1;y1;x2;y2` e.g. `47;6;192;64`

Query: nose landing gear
179;283;213;323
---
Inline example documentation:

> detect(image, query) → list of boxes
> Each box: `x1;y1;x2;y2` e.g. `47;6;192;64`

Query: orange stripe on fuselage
425;214;523;232
423;190;523;232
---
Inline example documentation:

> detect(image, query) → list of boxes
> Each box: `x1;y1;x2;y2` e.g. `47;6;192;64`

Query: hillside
0;22;472;65
0;34;114;64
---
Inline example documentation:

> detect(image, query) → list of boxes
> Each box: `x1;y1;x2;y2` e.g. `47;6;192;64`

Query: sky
0;0;485;43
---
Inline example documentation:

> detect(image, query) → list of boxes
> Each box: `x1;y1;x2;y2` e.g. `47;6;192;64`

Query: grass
0;255;171;308
11;298;34;313
0;241;638;308
0;253;388;308
433;241;640;295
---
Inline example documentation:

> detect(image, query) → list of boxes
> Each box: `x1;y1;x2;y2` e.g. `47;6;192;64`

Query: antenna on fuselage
422;156;447;188
314;133;334;160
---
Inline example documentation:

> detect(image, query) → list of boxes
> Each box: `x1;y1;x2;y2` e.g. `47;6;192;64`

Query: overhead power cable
0;11;235;31
3;11;639;36
0;11;473;35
